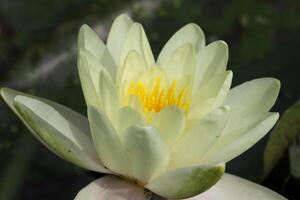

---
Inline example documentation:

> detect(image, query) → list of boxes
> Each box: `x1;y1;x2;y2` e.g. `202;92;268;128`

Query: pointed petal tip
0;87;8;98
184;23;205;36
216;40;228;47
79;24;92;33
116;13;132;21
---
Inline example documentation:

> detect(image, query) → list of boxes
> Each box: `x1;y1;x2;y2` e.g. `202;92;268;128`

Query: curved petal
122;125;170;183
193;41;228;89
120;23;155;68
160;43;196;81
88;106;132;176
157;23;205;63
187;173;287;200
138;66;169;88
78;49;102;108
145;163;225;199
78;24;117;81
118;50;148;88
201;112;279;164
99;70;119;121
152;106;185;146
224;78;280;121
115;106;145;134
107;14;134;66
0;89;109;173
190;71;233;115
188;98;215;120
170;106;230;169
75;175;151;200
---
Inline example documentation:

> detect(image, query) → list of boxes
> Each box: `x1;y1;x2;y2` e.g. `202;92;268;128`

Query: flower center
127;77;190;113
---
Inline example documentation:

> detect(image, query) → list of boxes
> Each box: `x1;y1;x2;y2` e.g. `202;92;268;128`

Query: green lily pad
289;141;300;180
262;100;300;180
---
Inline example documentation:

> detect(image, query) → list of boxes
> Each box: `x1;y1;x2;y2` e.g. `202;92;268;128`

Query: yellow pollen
127;78;190;113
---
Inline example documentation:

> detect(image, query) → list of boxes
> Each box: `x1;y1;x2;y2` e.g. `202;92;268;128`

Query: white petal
201;112;279;164
170;106;230;169
122;125;170;182
107;14;134;66
145;163;225;199
88;106;131;176
127;95;144;113
77;49;102;108
1;90;108;173
190;71;233;115
98;70;119;121
187;173;287;200
78;24;117;80
120;23;155;68
152;106;185;146
157;23;205;63
225;78;280;121
160;43;196;81
138;66;169;88
187;98;215;120
118;50;147;88
193;41;228;89
115;106;145;134
75;175;150;200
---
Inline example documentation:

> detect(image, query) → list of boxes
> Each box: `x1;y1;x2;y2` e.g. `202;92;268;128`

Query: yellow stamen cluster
127;78;190;113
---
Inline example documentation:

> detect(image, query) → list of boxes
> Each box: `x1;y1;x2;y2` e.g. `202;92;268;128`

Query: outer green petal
88;106;132;176
75;175;150;200
115;106;145;134
160;43;195;81
194;41;228;89
122;125;170;183
171;106;230;169
99;70;119;121
4;92;109;173
78;24;117;80
107;14;134;66
120;23;155;68
187;173;287;200
201;112;279;164
225;78;280;121
145;163;225;199
157;23;205;63
118;50;147;88
152;106;185;146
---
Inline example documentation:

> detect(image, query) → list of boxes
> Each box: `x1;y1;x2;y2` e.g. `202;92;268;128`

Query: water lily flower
1;14;285;199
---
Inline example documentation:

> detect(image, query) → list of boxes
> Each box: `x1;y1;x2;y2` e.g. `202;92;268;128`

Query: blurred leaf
289;141;300;181
262;100;300;180
0;132;38;200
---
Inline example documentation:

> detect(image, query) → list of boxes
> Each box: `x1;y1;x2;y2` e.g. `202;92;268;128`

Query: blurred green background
0;0;299;199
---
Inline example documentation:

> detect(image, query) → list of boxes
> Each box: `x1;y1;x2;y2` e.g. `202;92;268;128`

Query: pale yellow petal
78;24;117;80
157;23;205;63
106;14;134;66
171;106;230;169
122;125;170;182
152;106;185;146
120;23;155;67
194;41;228;89
88;106;132;176
160;43;196;81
